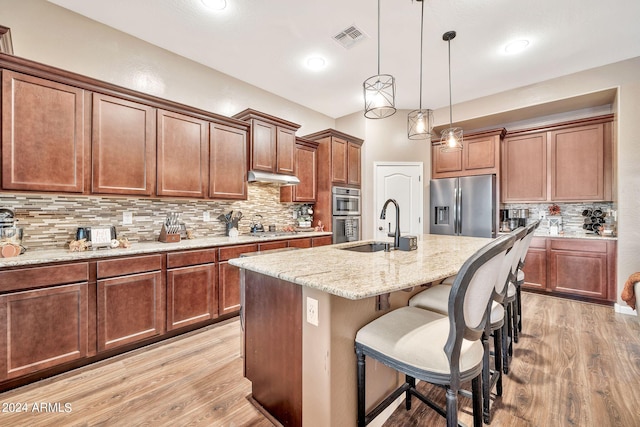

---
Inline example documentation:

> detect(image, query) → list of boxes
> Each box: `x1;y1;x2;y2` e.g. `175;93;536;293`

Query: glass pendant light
408;0;433;140
440;30;463;152
363;0;396;119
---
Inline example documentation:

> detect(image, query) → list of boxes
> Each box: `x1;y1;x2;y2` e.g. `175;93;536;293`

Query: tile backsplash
0;183;304;251
502;202;617;234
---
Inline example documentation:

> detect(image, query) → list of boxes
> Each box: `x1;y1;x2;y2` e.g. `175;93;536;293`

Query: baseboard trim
614;303;637;316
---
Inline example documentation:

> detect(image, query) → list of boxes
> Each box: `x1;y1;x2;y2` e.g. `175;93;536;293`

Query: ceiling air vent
333;25;367;49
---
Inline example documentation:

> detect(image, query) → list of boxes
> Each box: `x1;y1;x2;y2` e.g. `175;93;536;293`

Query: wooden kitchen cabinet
501;132;547;202
166;249;218;331
432;128;505;179
549;238;615;300
96;255;164;352
330;137;362;186
1;70;89;193
501;115;613;203
521;237;547;290
0;263;89;380
209;122;248;200
218;244;258;315
233;109;300;175
288;238;312;248
312;235;333;247
92;93;156;196
521;236;616;303
157;109;208;198
280;138;319;203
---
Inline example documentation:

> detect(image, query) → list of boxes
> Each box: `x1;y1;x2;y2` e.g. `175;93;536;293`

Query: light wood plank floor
0;293;638;426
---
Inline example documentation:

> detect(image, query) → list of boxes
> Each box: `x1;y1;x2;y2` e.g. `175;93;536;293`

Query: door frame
372;161;424;239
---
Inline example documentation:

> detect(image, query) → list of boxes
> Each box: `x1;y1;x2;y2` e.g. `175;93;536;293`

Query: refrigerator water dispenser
434;206;450;225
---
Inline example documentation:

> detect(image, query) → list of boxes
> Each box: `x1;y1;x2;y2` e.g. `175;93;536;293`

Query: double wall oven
332;187;361;244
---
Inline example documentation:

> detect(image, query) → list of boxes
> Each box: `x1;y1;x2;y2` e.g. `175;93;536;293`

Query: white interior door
373;162;423;241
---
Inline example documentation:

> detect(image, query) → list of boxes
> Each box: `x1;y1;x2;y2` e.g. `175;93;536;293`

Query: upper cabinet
232;109;300;176
304;129;364;188
280;138;319;203
0;54;249;200
209;122;248;200
501;115;613;203
92;93;156;196
431;128;505;179
157;109;209;198
1;70;89;193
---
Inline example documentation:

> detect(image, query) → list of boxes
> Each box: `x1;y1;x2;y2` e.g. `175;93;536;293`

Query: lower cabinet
522;237;616;302
166;249;218;331
218;244;258;316
0;283;89;380
96;255;164;352
312;235;333;247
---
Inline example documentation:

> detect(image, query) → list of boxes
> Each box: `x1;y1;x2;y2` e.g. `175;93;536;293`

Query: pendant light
440;30;463;152
407;0;433;140
363;0;396;119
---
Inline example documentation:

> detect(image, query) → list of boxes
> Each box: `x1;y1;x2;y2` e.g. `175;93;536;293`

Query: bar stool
408;228;526;423
354;233;515;427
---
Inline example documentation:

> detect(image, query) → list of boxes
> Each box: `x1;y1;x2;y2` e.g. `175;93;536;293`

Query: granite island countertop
229;234;493;300
0;231;333;268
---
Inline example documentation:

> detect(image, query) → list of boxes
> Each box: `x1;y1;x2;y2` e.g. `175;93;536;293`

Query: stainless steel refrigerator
430;175;496;237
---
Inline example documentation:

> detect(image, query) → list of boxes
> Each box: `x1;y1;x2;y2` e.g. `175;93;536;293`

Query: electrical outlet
122;211;133;225
538;211;546;220
203;211;211;222
306;297;319;326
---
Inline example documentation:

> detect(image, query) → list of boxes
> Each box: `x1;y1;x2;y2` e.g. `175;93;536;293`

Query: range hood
248;170;300;186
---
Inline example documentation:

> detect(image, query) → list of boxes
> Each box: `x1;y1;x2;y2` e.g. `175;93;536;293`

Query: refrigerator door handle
456;185;462;235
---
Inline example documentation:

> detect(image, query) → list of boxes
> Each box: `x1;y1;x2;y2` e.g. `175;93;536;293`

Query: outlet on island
306;297;319;326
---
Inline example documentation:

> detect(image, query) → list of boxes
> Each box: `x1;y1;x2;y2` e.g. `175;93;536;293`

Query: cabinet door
312;236;333;247
276;127;295;175
331;137;348;184
502;133;547;202
0;283;88;380
432;146;463;176
293;143;317;202
92;93;156;195
550;123;604;201
347;142;361;186
465;135;497;171
1;70;88;193
288;238;312;248
210;123;248;200
97;271;164;352
167;264;217;331
548;239;609;300
251;120;276;172
218;261;241;315
157;109;208;198
521;248;547;290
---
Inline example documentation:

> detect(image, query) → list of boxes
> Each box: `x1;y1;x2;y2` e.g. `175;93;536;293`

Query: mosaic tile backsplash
502;202;617;234
0;183;306;251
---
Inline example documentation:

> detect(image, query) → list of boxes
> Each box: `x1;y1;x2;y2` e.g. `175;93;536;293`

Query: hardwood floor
0;292;638;426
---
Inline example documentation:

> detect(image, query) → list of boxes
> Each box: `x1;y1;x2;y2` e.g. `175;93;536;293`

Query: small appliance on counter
399;235;417;251
76;225;118;248
0;208;24;257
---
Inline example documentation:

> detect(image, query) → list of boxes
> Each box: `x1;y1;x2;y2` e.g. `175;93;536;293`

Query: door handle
378;226;383;231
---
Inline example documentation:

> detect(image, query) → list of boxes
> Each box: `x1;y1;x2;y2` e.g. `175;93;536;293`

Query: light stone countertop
0;232;332;268
229;234;493;300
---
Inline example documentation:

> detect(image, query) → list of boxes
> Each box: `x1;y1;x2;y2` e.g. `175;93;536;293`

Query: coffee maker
501;209;528;232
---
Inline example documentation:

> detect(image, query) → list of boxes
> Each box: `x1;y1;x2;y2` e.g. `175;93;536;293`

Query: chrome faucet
380;199;400;249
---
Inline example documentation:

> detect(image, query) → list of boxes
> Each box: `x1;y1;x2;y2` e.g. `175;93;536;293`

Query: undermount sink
340;242;389;253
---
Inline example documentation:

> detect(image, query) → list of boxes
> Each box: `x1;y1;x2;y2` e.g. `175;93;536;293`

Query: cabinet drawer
167;249;217;269
288;238;312;248
219;244;258;261
0;263;88;293
259;241;288;251
312;236;333;247
97;254;162;279
549;239;607;253
529;237;546;249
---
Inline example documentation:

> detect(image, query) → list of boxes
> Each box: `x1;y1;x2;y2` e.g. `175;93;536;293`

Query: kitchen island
229;234;493;427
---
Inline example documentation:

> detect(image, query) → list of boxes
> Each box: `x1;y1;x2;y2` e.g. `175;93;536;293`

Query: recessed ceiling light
306;56;326;71
504;39;530;54
201;0;226;10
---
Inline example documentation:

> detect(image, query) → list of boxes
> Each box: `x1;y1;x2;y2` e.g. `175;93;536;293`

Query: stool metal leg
356;347;366;427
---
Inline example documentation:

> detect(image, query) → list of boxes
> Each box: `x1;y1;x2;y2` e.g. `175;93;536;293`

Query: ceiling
48;0;640;119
